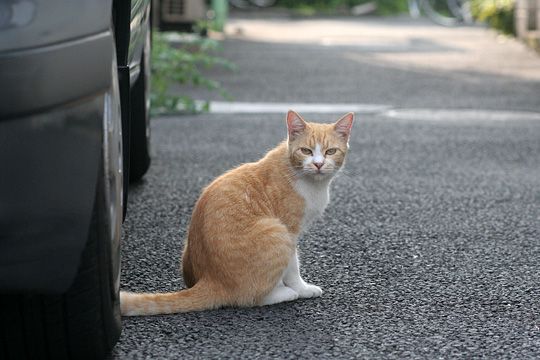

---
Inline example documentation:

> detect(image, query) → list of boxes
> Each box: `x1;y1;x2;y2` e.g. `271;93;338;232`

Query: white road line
384;109;540;122
207;101;391;114
203;101;540;121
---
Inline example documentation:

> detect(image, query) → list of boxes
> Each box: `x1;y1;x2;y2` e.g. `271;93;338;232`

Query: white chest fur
294;178;330;232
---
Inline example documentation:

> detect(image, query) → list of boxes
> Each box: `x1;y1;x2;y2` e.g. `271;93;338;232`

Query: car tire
0;50;123;360
129;23;151;183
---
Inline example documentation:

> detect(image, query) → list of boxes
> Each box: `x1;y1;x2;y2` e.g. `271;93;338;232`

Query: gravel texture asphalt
115;113;540;359
114;15;540;360
186;16;540;111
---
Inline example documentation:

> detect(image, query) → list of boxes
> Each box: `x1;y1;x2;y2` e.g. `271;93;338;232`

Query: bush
275;0;409;15
150;32;235;115
471;0;516;35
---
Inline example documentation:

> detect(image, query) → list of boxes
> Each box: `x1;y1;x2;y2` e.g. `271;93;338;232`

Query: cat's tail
120;281;222;316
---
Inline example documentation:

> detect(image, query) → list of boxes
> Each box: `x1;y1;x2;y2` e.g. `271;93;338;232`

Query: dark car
0;0;151;358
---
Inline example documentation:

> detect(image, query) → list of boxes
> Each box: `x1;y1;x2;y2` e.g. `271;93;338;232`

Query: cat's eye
325;148;337;155
300;148;312;155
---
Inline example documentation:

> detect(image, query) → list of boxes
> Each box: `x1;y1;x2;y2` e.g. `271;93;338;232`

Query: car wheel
0;48;123;360
129;22;151;183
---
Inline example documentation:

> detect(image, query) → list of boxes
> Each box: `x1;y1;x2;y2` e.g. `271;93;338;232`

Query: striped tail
120;281;220;316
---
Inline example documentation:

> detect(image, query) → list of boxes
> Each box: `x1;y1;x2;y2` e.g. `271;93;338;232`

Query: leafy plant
150;32;236;115
471;0;516;35
275;0;409;15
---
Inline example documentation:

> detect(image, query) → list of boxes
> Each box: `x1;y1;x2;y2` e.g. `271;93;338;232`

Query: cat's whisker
338;168;364;178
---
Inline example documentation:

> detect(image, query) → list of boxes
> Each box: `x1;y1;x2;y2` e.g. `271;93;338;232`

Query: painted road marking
203;101;540;121
207;101;391;114
384;109;540;122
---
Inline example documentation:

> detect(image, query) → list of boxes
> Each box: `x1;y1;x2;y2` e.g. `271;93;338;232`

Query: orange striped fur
120;111;354;316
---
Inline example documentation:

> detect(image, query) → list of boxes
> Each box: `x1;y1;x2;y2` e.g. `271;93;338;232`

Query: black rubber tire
0;157;122;360
129;30;151;183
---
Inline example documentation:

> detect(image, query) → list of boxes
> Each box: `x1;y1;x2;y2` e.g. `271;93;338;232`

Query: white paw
295;283;323;299
260;286;299;306
281;287;300;302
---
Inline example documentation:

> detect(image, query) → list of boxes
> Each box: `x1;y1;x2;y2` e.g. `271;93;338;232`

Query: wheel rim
103;53;123;280
143;23;151;153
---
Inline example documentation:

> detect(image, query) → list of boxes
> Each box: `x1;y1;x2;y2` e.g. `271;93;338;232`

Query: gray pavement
188;16;540;111
114;15;540;359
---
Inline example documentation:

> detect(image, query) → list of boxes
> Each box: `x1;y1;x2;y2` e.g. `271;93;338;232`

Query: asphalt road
114;16;540;359
188;16;540;111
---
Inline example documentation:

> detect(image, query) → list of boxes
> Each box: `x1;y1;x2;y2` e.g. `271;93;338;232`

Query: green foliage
369;0;408;15
150;32;235;115
276;0;345;11
471;0;516;35
275;0;409;15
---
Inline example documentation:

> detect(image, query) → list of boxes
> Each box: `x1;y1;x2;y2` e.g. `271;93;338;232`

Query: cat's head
286;110;354;181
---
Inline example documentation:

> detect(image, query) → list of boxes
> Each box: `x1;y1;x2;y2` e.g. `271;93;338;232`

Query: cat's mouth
295;165;335;179
307;168;334;178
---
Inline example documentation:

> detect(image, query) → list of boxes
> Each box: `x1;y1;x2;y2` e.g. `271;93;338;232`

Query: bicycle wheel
452;0;473;24
250;0;277;7
420;0;470;26
229;0;252;9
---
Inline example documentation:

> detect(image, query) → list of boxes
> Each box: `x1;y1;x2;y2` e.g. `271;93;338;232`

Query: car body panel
0;0;150;293
0;31;113;119
0;30;113;292
0;1;114;293
0;96;104;293
0;0;111;53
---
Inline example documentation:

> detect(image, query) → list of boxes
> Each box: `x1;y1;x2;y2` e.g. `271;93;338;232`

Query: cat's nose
313;162;324;169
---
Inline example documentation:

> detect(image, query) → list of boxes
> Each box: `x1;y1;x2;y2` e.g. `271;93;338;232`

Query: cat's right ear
286;110;307;141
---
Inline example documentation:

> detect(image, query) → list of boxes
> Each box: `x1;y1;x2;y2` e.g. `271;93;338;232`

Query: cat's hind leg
213;217;295;307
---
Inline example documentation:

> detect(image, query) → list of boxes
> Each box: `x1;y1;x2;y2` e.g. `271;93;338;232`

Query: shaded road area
192;16;540;111
115;15;540;359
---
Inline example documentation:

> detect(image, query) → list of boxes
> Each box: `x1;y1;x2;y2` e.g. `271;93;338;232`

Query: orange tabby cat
120;110;354;316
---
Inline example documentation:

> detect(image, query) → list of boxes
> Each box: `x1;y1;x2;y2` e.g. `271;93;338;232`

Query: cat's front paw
295;283;323;299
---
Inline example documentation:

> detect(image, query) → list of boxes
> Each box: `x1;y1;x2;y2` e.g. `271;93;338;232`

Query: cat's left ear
334;112;354;141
